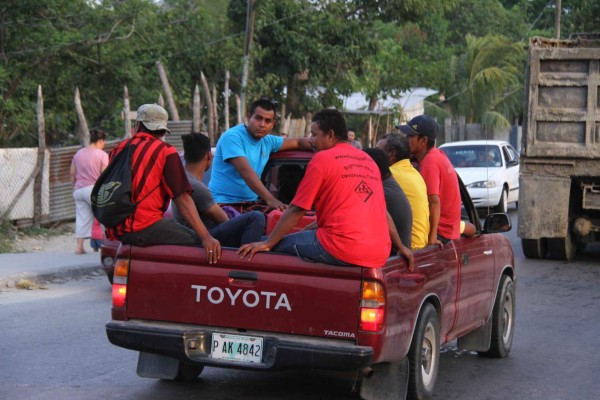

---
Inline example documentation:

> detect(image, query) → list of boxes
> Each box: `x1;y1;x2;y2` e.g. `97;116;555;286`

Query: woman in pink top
70;129;108;254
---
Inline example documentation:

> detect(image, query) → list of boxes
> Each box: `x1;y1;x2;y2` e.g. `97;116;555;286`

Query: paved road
1;209;599;399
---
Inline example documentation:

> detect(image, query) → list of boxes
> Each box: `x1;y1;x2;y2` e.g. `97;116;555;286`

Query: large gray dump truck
519;35;600;260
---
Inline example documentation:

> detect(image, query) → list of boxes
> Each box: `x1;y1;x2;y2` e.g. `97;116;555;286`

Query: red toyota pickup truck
105;150;516;400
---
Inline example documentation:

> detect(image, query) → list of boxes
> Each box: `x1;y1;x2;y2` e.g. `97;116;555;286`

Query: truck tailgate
125;245;363;340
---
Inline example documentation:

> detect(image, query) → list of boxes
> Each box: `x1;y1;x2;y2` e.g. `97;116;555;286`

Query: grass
0;220;17;253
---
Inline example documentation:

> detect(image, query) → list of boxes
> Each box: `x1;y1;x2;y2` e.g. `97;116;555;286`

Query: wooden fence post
304;112;312;137
224;70;230;132
123;85;132;138
235;94;242;125
156;60;180;121
34;85;46;227
211;83;219;137
193;84;202;132
200;71;215;144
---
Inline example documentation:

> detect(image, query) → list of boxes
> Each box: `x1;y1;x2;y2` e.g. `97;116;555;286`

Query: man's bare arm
203;203;229;225
279;137;312;152
229;156;286;210
173;192;221;264
237;204;306;261
428;194;442;246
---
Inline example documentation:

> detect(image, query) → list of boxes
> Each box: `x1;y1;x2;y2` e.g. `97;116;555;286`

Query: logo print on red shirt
354;180;373;202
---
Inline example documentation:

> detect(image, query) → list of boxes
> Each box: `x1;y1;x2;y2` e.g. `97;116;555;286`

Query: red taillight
360;281;385;332
360;308;385;331
112;258;129;308
112;284;127;307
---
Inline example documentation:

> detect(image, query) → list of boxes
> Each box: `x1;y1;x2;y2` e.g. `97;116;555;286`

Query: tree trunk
34;85;46;227
240;0;257;118
200;71;215;143
285;75;300;117
74;87;90;147
224;70;230;132
156;60;179;121
368;95;378;111
193;84;202;132
157;93;165;108
280;103;286;125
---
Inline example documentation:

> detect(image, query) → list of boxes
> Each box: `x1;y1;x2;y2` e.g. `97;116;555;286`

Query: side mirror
483;213;512;233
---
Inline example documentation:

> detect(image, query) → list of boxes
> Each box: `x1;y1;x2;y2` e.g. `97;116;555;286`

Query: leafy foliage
0;0;598;146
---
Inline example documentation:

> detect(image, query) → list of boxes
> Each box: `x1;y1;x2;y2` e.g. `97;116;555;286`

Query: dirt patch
11;222;97;254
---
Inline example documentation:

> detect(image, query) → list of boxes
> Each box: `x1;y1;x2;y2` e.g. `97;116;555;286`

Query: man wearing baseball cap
105;104;221;264
398;115;461;245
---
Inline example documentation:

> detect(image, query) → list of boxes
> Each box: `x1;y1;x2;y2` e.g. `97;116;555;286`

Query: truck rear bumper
106;320;373;371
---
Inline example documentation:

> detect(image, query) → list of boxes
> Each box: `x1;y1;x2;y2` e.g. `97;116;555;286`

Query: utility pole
240;0;256;119
555;0;561;39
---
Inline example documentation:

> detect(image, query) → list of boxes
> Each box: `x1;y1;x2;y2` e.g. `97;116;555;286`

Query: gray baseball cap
136;104;170;133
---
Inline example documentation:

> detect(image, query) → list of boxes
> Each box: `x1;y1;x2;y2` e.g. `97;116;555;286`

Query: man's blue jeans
272;229;350;266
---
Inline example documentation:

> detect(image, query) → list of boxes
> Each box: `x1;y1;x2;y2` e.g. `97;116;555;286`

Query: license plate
210;333;263;364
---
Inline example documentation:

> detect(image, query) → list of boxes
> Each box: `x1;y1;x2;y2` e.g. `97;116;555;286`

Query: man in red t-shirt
238;109;413;269
106;104;221;264
399;115;461;245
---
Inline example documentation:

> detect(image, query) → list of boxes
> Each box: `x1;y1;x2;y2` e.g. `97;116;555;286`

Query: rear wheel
408;304;440;400
494;188;508;213
521;238;547;259
478;275;515;358
547;233;576;261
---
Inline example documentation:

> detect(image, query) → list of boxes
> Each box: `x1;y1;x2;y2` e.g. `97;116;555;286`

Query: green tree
227;0;377;116
0;0;166;146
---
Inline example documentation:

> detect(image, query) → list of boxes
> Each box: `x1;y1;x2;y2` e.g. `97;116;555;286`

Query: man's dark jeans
120;211;265;248
120;218;199;247
210;211;265;247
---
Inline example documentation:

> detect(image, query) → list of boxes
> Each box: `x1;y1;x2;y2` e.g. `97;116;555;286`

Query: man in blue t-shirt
209;98;311;211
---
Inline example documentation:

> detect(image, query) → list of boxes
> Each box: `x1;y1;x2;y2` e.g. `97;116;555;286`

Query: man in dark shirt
105;104;221;264
364;148;413;249
171;132;266;247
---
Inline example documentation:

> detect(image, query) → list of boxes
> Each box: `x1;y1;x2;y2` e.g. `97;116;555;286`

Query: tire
174;362;204;382
521;238;547;259
478;275;515;358
106;272;114;284
547;234;576;261
494;188;508;213
408;304;440;400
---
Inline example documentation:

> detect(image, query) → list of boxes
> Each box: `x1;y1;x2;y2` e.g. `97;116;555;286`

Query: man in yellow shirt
377;133;430;249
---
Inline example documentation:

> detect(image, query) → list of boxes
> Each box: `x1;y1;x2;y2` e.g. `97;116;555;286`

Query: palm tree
446;34;525;133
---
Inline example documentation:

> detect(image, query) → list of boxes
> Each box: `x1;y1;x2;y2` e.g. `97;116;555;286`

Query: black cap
397;115;438;140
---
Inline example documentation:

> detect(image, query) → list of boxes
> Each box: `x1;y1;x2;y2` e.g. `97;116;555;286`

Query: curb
0;263;104;290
